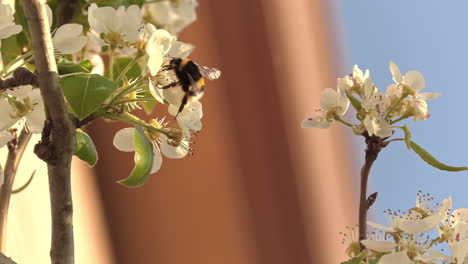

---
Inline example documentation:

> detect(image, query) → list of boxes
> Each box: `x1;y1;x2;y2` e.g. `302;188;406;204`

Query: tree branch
0;67;37;92
0;252;17;264
0;129;32;252
22;1;76;263
358;133;388;251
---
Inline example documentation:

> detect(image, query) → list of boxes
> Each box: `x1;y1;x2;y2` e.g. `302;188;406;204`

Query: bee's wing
186;73;204;93
195;63;221;80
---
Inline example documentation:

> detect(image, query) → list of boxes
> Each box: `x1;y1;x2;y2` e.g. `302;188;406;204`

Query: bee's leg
175;95;188;119
158;82;179;89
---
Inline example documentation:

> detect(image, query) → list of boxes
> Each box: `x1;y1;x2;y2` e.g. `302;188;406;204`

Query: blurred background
5;0;468;263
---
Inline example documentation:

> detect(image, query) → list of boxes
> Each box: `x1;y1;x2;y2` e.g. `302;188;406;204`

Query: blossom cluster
344;193;468;264
302;62;440;139
0;0;210;186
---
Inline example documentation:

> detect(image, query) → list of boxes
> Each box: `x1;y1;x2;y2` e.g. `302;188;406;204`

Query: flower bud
405;99;429;121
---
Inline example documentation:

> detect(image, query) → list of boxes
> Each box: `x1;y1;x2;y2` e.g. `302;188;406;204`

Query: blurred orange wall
88;1;356;263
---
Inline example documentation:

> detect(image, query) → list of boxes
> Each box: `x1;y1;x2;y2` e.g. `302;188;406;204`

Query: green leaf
397;125;412;150
12;170;35;194
60;74;117;119
410;141;468;171
80;59;93;72
140;91;157;114
15;0;31;43
369;259;380;264
57;58;91;75
346;91;362;111
341;253;365;264
112;57;142;81
74;129;98;167
95;0;144;8
1;35;21;66
118;126;154;187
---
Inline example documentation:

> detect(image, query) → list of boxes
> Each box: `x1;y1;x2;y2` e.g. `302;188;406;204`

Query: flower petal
301;117;332;129
150;146;163;174
418;92;440;100
167;40;193;58
25;103;45;133
53;24;88;54
113;127;136;152
159;135;188;159
379;251;413;264
320;88;339;111
360;239;397;252
404;70;425;92
399;214;442;234
389;61;403;84
367;221;396;232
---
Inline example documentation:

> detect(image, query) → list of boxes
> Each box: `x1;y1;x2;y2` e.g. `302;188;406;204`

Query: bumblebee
160;58;221;116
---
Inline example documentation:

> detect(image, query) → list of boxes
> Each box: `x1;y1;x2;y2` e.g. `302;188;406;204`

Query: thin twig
358;133;388;251
0;252;17;264
0;130;32;252
22;1;76;263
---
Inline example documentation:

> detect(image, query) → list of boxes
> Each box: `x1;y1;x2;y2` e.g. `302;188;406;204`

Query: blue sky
338;1;468;222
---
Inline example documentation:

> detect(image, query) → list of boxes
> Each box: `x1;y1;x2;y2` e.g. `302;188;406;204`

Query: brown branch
0;129;32;252
0;67;37;92
22;1;76;263
358;133;388;251
0;252;17;264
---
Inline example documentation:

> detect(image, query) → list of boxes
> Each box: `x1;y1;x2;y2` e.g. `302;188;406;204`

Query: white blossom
52;24;88;54
168;100;203;138
138;24;175;76
113;126;189;174
0;85;45;133
113;127;162;174
389;61;440;100
379;250;413;264
144;0;198;34
88;3;142;43
302;87;349;129
0;4;21;40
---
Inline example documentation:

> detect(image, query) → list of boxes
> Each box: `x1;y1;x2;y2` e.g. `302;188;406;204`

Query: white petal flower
415;250;450;263
167;40;193;58
144;0;198;34
0;98;18;131
159;134;188;159
320;88;349;115
52;24;88;54
113;127;163;174
363;115;392;138
399;214;442;234
88;4;142;43
448;222;468;264
302;87;349;130
169;101;203;137
0;4;22;40
146;27;175;75
389;61;440;100
379;250;413;264
361;84;393;138
301;116;333;129
3;85;45;133
407;98;429;121
113;127;135;152
360;239;397;252
163;85;185;106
